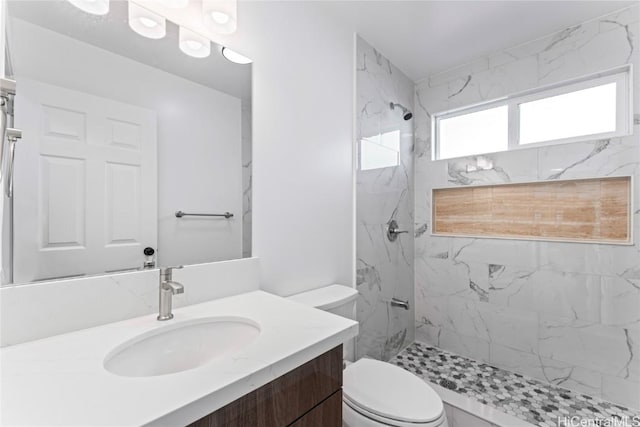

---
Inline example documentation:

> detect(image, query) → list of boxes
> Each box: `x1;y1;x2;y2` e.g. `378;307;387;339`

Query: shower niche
432;176;632;244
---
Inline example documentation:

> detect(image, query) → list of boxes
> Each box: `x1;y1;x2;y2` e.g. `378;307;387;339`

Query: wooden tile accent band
432;177;631;243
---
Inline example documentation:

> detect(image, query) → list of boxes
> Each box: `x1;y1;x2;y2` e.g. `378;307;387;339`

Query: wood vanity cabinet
188;345;343;427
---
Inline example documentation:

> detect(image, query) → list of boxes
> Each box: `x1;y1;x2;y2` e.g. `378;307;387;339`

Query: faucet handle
160;265;184;279
160;265;183;274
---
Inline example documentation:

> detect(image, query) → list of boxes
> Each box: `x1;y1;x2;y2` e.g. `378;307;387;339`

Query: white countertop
0;290;359;426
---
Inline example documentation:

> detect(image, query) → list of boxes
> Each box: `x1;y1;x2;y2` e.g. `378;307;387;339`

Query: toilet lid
343;359;444;423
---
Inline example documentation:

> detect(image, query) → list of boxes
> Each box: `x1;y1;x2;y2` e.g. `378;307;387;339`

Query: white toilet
288;285;448;427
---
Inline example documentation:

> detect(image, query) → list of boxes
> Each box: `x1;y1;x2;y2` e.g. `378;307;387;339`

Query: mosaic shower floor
390;342;640;427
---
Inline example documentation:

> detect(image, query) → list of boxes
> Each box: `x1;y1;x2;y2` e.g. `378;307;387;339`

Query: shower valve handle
387;220;408;242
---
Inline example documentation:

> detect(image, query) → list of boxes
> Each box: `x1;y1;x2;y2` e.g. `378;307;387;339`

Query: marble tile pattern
241;99;252;258
356;36;415;360
0;258;261;346
392;343;640;427
413;5;640;409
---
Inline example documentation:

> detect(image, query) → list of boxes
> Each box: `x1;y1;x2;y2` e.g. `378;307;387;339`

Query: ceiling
319;0;635;82
7;0;251;100
8;1;634;91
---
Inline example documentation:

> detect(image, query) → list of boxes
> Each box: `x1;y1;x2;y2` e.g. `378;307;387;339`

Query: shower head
390;102;413;121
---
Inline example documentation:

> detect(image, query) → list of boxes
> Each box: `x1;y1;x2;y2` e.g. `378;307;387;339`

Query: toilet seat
343;399;447;427
343;359;445;426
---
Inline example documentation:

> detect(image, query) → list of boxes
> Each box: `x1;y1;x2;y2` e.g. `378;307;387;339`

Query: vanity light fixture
128;2;166;39
203;0;237;34
179;27;211;58
221;47;252;64
67;0;109;15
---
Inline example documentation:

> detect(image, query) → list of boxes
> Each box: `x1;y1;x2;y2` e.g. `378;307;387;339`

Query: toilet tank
288;285;359;361
287;285;358;320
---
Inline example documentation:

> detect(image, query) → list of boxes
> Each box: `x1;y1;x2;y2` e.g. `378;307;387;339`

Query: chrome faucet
157;266;184;321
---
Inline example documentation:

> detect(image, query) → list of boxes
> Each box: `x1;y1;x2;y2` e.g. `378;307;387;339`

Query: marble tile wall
241;100;252;258
0;258;261;347
356;36;415;360
413;5;640;409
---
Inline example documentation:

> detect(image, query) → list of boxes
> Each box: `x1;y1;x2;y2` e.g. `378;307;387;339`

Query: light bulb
67;0;109;15
128;2;166;39
210;11;230;24
221;47;252;65
185;40;203;50
138;17;157;28
179;27;210;58
202;0;237;35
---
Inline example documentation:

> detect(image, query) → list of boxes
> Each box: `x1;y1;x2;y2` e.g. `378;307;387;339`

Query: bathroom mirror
2;0;252;284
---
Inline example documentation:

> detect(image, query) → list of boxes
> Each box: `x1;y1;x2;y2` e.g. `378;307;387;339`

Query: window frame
432;65;633;160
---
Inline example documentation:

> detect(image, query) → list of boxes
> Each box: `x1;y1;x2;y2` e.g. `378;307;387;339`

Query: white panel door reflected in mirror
13;79;157;283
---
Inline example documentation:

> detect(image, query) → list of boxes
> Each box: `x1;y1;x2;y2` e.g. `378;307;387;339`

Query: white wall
9;18;243;270
0;1;9;285
211;2;356;296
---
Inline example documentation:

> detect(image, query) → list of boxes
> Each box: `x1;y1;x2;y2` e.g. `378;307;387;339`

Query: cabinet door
254;346;342;425
290;390;342;427
189;346;343;427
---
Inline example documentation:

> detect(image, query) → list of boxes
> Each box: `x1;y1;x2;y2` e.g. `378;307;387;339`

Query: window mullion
507;102;519;149
432;117;439;160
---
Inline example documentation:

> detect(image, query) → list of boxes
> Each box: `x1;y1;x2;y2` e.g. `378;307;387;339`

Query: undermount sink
103;317;261;377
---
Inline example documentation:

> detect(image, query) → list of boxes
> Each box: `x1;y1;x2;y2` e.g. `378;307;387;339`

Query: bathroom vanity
0;291;358;426
190;346;343;426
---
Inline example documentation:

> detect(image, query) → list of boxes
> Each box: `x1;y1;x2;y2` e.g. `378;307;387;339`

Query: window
360;130;400;170
433;67;631;160
519;83;617;145
439;106;508;159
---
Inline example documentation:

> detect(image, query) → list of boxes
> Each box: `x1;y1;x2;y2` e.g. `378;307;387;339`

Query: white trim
435;382;536;427
430;175;634;246
351;32;359;362
431;109;439;160
432;65;633;161
507;102;519;149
